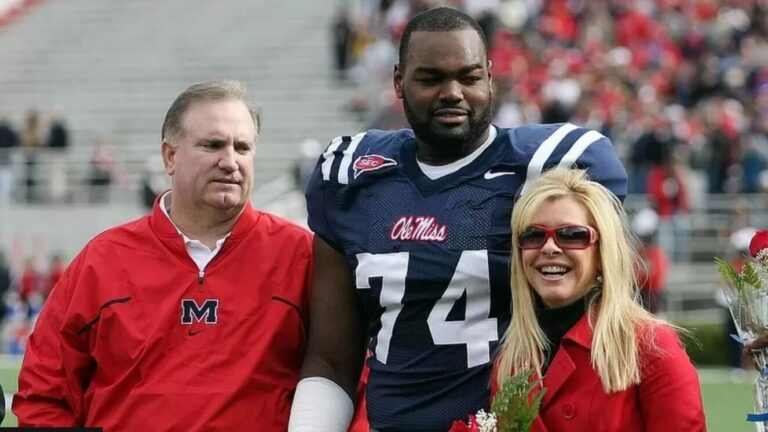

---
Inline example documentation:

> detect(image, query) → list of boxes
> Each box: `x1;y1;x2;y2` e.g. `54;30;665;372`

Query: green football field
0;359;759;430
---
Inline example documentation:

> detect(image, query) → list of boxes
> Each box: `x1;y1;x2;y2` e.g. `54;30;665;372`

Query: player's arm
288;236;367;432
13;253;89;426
301;236;366;395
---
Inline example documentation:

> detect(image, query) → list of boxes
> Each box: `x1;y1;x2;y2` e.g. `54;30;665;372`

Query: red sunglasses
517;224;599;250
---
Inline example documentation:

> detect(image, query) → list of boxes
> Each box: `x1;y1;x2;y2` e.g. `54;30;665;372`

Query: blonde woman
494;169;705;431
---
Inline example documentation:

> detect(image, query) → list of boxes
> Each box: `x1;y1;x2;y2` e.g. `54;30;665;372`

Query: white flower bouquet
716;230;768;431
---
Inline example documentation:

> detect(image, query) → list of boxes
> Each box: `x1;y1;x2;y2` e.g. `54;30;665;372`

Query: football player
289;7;627;432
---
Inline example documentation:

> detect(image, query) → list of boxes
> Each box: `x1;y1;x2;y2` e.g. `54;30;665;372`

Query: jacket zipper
198;269;205;284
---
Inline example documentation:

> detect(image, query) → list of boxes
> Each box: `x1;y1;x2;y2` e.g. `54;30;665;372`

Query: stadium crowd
0;249;62;355
337;0;768;198
0;109;128;205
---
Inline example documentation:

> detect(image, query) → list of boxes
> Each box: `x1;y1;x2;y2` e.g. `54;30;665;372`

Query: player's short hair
398;7;488;69
161;80;260;140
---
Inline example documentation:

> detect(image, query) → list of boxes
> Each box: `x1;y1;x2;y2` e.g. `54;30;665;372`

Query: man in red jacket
13;81;315;431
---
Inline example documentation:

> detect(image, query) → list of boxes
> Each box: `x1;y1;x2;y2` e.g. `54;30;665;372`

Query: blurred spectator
7;316;31;355
0;115;19;204
629;115;676;194
702;102;733;193
45;112;70;203
331;5;354;80
0;250;11;328
292;138;323;191
540;59;581;122
492;79;526;127
20;110;43;203
18;258;41;319
140;154;168;211
45;254;65;300
647;143;690;262
631;208;669;314
740;132;768;193
350;33;398;124
88;136;120;203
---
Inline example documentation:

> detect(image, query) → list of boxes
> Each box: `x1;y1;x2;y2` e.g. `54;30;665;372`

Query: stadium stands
0;0;361;257
0;0;363;197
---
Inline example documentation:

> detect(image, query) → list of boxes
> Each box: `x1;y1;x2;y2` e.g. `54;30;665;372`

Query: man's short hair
398;7;489;69
161;80;261;140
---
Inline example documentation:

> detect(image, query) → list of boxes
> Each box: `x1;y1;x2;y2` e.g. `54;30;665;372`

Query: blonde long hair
495;169;661;392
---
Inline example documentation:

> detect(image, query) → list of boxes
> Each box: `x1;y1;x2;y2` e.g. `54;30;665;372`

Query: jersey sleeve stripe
556;130;605;169
337;132;367;185
321;136;345;181
521;123;579;194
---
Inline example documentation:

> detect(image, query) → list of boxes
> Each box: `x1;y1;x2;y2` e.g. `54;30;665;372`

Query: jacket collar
149;191;260;242
562;313;593;349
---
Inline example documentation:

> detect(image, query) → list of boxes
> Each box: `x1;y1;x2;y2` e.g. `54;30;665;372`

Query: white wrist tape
288;377;355;432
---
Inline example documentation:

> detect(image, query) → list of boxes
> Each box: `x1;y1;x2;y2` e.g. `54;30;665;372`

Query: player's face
520;196;600;309
394;29;492;155
162;99;256;212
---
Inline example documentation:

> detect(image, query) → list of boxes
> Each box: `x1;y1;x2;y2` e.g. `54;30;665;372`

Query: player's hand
744;335;768;370
745;335;768;351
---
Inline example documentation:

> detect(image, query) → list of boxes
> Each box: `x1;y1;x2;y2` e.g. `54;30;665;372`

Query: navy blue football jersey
305;123;627;431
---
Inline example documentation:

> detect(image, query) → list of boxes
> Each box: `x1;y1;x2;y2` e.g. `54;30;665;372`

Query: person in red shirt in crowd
13;80;356;431
631;208;669;314
19;259;36;304
44;254;65;300
18;258;41;317
646;142;690;262
495;169;704;431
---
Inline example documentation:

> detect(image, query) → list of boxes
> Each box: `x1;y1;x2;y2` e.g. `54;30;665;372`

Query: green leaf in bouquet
743;261;762;289
492;369;546;432
715;257;743;292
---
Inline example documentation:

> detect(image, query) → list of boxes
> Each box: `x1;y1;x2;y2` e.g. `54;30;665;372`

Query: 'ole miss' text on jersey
305;123;627;431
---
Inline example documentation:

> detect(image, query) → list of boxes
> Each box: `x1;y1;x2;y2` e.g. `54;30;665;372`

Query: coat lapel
540;344;575;408
540;316;593;409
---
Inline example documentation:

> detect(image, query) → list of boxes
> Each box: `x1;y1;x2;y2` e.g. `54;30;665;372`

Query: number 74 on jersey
356;250;499;368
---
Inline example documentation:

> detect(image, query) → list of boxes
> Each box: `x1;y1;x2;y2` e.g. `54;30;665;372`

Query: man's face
394;29;493;154
162;99;256;213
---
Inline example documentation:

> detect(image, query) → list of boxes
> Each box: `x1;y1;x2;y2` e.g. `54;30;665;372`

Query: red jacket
647;165;689;218
14;200;313;431
497;316;705;431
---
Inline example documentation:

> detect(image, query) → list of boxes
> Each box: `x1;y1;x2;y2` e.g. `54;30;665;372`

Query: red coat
647;165;689;218
14;201;314;431
499;316;705;431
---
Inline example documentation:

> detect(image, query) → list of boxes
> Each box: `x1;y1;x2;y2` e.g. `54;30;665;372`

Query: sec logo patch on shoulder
353;154;397;178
